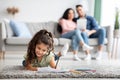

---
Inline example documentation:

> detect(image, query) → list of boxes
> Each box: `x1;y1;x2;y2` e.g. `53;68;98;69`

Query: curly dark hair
26;29;54;64
61;8;75;22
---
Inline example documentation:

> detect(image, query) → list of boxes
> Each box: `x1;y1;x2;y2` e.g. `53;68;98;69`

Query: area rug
0;65;120;79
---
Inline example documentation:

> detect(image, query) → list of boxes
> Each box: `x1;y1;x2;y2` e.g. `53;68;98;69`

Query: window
101;0;120;27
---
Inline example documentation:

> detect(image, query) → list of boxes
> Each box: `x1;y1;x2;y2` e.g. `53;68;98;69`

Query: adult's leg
65;29;91;52
74;29;84;46
81;31;91;55
61;29;83;53
72;30;92;60
71;35;81;61
61;29;84;61
90;28;106;60
81;32;89;44
79;32;91;60
61;29;84;42
74;29;93;51
71;35;79;53
90;28;106;51
61;29;92;60
61;29;92;47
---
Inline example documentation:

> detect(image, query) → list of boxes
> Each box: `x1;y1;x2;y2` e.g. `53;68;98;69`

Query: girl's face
35;43;49;58
68;10;74;20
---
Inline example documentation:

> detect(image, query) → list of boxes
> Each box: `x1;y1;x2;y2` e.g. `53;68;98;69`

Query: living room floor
0;51;120;80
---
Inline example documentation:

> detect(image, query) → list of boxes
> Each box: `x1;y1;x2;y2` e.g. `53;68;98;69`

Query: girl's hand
25;64;37;71
49;57;56;68
69;69;81;74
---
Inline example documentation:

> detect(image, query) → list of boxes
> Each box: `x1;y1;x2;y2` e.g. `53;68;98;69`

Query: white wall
100;0;115;27
79;0;95;16
0;0;94;22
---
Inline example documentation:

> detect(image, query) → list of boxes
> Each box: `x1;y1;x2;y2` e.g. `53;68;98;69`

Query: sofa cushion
26;21;55;36
9;20;32;38
59;38;108;46
5;37;31;45
5;37;59;46
88;38;108;45
59;38;71;46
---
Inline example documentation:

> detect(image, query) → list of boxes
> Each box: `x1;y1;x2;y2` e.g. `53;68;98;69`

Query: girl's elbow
25;65;37;71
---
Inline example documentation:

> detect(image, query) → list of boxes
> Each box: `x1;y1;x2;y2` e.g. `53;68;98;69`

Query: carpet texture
0;65;120;79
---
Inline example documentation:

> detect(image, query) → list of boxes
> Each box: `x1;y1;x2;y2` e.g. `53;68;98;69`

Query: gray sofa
0;20;113;58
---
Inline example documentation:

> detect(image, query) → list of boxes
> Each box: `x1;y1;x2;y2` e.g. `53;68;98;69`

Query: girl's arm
25;57;56;71
49;57;56;69
25;63;38;71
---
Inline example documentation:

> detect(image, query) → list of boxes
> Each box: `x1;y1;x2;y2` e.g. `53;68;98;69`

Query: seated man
75;4;106;60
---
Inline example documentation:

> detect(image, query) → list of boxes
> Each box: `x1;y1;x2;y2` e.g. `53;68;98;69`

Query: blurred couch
0;20;113;58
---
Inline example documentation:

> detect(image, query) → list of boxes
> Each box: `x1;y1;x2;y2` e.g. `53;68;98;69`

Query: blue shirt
75;15;99;30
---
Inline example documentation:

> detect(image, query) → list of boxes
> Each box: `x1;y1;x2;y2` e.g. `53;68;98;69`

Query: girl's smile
35;43;49;58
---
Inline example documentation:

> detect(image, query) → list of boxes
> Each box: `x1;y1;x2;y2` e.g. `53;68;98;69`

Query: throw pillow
9;20;32;38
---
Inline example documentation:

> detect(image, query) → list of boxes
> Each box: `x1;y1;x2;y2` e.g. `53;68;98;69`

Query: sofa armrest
0;21;7;39
103;25;113;53
0;21;6;51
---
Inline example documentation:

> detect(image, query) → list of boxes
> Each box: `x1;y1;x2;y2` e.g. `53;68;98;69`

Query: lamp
7;6;19;15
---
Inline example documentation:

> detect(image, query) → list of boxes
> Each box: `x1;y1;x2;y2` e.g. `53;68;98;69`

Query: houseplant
114;8;120;38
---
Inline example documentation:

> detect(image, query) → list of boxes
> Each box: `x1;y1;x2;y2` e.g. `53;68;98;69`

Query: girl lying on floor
22;29;69;71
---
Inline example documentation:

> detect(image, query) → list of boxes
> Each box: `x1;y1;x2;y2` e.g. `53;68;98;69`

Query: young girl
22;29;69;71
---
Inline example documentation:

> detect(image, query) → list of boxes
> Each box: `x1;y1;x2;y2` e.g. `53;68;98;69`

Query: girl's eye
43;50;46;52
38;47;41;50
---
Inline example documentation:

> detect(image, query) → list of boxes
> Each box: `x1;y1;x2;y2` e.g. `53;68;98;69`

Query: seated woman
58;8;93;61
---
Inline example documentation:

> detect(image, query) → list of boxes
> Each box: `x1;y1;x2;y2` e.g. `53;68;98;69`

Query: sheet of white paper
77;18;87;30
37;67;69;73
